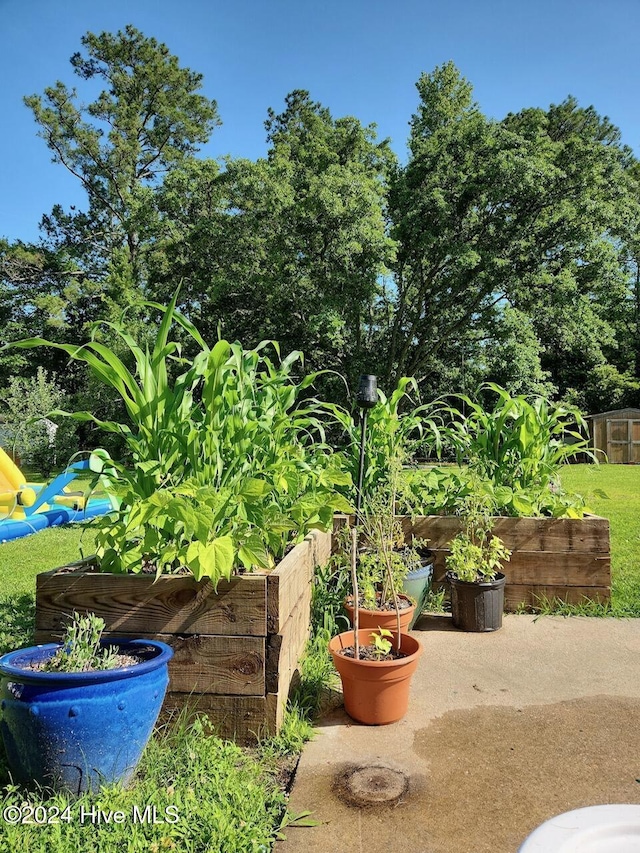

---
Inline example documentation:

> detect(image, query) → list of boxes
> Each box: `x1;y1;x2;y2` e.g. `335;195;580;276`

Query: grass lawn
560;463;640;615
0;522;314;853
0;525;96;598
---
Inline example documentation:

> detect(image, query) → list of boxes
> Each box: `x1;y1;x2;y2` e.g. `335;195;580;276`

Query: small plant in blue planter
0;612;173;794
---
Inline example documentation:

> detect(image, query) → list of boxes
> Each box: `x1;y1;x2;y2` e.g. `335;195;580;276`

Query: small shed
587;408;640;463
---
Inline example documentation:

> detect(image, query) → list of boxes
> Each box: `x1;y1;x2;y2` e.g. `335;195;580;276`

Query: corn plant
330;377;443;509
441;383;598;517
6;294;352;583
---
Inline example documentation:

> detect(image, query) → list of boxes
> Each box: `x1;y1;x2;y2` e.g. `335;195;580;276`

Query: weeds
0;714;288;853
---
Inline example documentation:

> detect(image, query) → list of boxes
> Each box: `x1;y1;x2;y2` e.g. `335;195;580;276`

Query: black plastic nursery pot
446;571;506;632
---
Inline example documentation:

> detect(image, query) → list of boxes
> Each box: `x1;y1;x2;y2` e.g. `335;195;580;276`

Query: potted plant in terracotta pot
445;489;512;632
330;374;442;631
328;521;423;725
328;375;423;726
342;509;428;633
0;612;173;794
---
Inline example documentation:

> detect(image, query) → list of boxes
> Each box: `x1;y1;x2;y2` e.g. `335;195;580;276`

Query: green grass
0;714;290;853
0;523;323;853
550;463;640;616
0;525;96;597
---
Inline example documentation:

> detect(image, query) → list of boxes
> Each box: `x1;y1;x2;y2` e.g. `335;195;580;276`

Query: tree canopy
2;33;640;426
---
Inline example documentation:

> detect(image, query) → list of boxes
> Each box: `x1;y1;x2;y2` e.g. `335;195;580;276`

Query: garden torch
355;374;377;521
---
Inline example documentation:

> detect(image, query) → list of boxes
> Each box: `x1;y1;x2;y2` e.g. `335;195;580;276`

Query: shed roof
586;408;640;418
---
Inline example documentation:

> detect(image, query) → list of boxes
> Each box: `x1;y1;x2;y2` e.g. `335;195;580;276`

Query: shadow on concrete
412;613;458;632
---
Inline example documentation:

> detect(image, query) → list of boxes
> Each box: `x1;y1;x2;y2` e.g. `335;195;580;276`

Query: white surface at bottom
519;805;640;852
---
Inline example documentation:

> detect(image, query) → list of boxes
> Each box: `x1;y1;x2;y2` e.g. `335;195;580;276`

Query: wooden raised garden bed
333;514;611;610
35;529;331;744
405;515;611;609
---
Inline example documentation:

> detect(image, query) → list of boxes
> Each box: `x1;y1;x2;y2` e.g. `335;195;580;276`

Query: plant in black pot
0;612;173;794
445;489;511;632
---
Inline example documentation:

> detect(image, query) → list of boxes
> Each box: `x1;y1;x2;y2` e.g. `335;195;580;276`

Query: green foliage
25;25;219;290
1;368;78;476
7;43;640;417
331;376;442;507
446;532;512;583
354;512;412;609
441;383;596;517
0;594;35;656
401;465;473;515
445;488;512;583
369;627;393;659
41;612;120;673
151;90;395;394
385;62;635;403
310;552;351;639
482;306;557;397
6;296;352;583
0;715;289;853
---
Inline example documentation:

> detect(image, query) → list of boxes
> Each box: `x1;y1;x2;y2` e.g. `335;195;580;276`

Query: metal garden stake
355;374;377;521
352;374;377;659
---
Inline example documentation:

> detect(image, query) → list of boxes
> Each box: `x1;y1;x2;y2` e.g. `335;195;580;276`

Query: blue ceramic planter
0;638;173;794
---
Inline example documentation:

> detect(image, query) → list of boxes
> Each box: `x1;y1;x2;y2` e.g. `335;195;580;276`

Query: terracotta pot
329;630;423;725
344;595;416;632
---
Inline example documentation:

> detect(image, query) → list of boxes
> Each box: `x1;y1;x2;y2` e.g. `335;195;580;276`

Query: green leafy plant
331;377;443;509
445;487;512;583
402;465;474;515
446;532;512;584
436;383;599;517
41;612;120;673
355;511;412;610
369;627;393;659
7;293;353;584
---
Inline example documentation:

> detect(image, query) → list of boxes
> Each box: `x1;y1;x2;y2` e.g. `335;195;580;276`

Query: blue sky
1;0;638;243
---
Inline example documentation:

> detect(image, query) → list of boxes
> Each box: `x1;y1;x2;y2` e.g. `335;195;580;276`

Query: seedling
369;627;393;660
42;611;121;673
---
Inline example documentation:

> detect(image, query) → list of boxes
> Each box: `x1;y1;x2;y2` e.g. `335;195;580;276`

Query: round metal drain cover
341;765;408;806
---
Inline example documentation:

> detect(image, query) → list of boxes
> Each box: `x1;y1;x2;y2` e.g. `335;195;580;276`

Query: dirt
30;652;143;672
337;644;407;662
351;594;413;612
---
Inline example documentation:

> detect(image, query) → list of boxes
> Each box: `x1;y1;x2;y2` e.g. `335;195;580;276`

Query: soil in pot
336;643;408;662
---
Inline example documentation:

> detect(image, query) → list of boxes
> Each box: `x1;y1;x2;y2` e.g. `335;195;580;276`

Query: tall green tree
151;91;395;392
386;63;634;402
25;25;220;296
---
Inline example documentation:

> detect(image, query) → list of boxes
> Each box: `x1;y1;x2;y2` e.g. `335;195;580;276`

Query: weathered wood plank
408;515;610;553
162;692;278;745
36;571;267;636
504;584;611;609
267;530;329;633
266;581;312;694
33;528;367;742
33;630;266;696
429;550;610;588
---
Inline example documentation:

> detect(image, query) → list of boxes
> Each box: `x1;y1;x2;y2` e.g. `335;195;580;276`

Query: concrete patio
276;614;640;853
